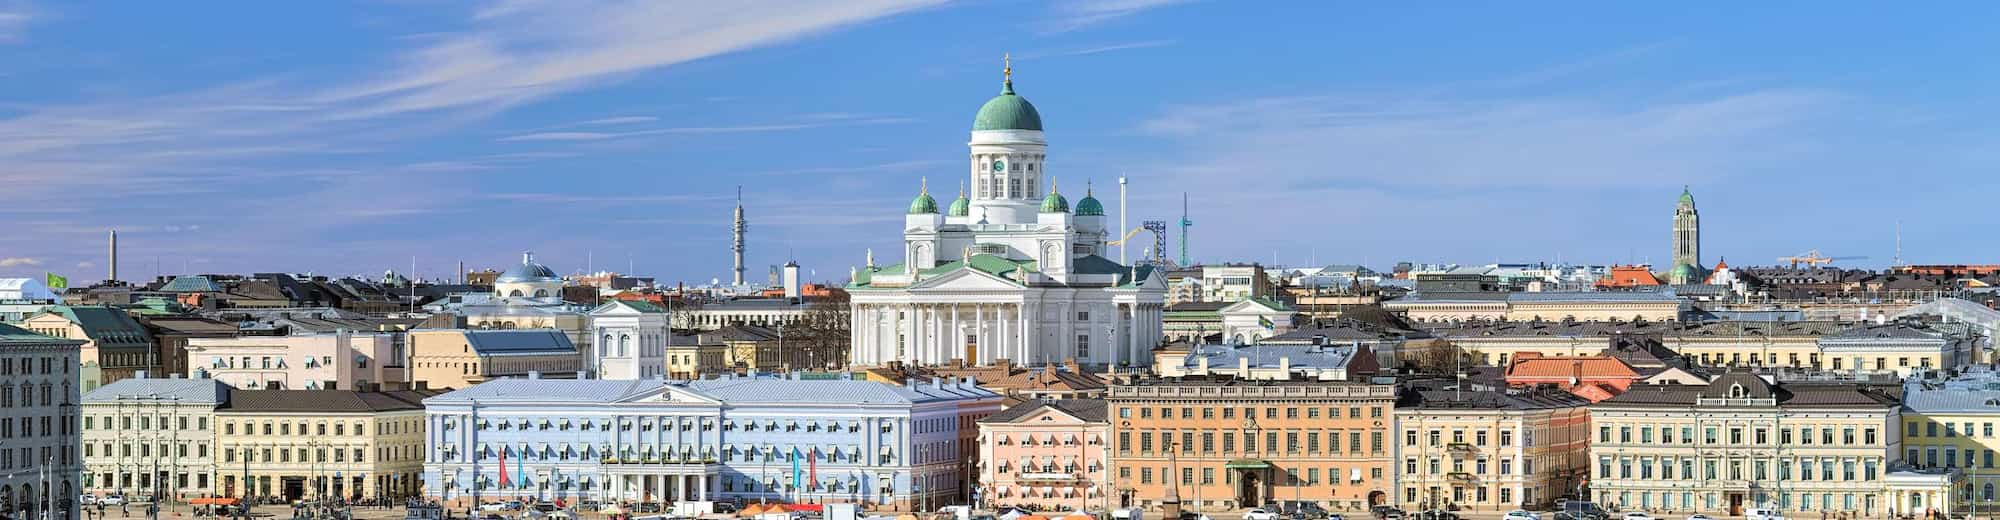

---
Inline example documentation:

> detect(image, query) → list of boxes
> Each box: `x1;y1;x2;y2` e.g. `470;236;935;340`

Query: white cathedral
847;62;1167;369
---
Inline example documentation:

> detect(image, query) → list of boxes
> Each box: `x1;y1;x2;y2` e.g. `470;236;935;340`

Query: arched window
1984;483;1994;501
534;289;549;298
618;335;630;357
1728;384;1746;399
508;290;524;297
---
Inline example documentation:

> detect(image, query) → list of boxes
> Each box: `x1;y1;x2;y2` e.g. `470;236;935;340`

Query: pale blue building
421;374;999;510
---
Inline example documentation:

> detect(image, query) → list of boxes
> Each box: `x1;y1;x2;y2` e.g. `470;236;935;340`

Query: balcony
1447;472;1476;483
1016;473;1085;484
599;456;719;465
1447;443;1476;456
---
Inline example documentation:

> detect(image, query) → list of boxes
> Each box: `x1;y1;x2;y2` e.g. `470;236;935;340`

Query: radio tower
733;186;747;286
1178;192;1193;266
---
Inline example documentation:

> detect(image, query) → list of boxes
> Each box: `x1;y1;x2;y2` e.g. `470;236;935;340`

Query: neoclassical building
847;62;1167;369
587;300;670;380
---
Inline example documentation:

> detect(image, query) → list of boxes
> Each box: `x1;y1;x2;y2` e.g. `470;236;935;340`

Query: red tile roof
1596;265;1662;288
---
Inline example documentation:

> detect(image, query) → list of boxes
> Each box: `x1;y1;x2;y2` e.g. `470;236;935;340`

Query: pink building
977;399;1110;511
184;330;404;390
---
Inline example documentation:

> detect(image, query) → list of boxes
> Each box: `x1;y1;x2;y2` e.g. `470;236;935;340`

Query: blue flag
791;447;802;494
516;447;526;488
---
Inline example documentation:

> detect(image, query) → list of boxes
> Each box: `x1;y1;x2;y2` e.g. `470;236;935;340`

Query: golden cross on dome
1003;52;1012;82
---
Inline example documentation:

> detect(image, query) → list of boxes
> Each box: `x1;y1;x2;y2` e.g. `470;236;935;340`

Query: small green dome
973;81;1043;132
1679;185;1695;205
1075;188;1104;216
1667;263;1699;282
908;181;939;214
948;194;971;217
1040;181;1069;214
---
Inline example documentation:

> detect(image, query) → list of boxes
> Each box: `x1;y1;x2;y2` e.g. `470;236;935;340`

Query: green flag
44;272;67;291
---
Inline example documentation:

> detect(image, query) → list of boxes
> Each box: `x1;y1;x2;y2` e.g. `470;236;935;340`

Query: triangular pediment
1018;406;1088;425
619;384;724;405
909;267;1023;292
1220;299;1286;315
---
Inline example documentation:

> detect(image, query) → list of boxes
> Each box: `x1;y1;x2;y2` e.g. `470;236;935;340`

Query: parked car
1745;509;1784;520
1415;511;1458;520
1270;501;1329;520
1244;508;1280;520
1502;511;1541;520
1175;513;1212;520
101;495;126;506
78;495;97;506
631;503;663;514
1620;513;1655;520
479;503;510;513
1556;502;1608;520
1369;506;1405;520
1685;515;1716;520
1325;515;1344;520
132;495;154;505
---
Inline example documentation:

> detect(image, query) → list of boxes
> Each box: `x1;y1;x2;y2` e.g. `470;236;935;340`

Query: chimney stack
108;230;119;283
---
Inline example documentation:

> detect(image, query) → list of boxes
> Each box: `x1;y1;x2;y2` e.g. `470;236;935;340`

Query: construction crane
1107;222;1172;265
1778;250;1870;268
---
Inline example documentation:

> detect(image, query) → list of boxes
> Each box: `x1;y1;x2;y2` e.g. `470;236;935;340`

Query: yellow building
1901;369;2000;512
215;390;436;501
1385;292;1682;324
1394;388;1591;512
407;329;582;390
1435;320;1957;377
1589;371;1948;517
664;339;728;379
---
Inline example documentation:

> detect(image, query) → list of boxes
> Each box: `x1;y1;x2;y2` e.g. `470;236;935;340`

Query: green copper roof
973;80;1043;132
1680;186;1695;205
948;186;971;217
908;190;939;215
1667;263;1701;283
1074;187;1104;216
1040;182;1069;213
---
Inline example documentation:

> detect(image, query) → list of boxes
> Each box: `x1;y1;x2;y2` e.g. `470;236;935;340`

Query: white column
1106;304;1119;369
698;474;707;501
951;305;962;364
999;305;1011;365
1018;302;1032;365
1128;302;1144;368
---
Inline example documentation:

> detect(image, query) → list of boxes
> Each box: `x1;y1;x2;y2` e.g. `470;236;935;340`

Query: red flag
498;446;510;488
808;447;818;488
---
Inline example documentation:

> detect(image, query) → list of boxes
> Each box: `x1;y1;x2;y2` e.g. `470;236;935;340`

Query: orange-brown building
1595;265;1663;288
1107;377;1399;513
1502;353;1642;402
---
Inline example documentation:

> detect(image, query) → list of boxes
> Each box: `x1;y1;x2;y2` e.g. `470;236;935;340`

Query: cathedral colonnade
849;302;1162;367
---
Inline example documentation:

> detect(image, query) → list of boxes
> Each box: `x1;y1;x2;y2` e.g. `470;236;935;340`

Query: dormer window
1729;384;1747;399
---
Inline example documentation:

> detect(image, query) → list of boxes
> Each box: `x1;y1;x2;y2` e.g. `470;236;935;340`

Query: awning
1224;458;1273;470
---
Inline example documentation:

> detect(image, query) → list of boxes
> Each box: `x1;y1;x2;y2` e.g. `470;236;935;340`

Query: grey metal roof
221;389;439;413
1181;343;1359;371
1905;369;2000;413
463;329;576;354
423;375;998;406
83;377;230;404
981;398;1107;423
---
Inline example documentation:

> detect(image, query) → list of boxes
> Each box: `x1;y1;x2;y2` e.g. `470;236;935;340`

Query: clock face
992;160;1005;172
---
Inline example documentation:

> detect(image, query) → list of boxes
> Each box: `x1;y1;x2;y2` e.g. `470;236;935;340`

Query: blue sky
3;1;1997;284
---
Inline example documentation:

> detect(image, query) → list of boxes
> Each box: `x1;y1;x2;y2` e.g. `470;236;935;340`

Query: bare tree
1405;340;1474;375
783;289;851;370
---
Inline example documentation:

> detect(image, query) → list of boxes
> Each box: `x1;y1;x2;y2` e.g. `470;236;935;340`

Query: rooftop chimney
527;371;541;380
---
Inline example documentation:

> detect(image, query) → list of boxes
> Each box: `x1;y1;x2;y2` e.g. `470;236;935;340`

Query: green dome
1075;188;1104;216
1680;185;1695;205
973;81;1043;132
908;182;939;215
1667;263;1699;283
947;193;971;217
1040;183;1069;214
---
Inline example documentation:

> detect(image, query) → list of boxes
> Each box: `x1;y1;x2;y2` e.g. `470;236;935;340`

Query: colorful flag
1258;315;1275;330
808;447;818;488
790;447;802;495
498;447;510;488
44;272;66;291
515;447;526;488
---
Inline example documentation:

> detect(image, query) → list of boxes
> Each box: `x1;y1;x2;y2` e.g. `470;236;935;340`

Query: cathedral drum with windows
847;59;1167;369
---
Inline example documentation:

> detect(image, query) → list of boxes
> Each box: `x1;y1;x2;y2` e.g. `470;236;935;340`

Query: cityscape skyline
5;2;1998;281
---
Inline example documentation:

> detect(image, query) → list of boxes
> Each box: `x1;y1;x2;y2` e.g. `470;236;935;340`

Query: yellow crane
1777;250;1869;268
1106;225;1147;246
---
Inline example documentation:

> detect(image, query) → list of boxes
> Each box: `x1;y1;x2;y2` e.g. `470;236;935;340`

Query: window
1075;334;1089;358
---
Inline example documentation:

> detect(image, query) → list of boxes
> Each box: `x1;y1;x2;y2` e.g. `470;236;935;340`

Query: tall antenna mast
1894;220;1903;267
733;185;748;286
1179;192;1193;266
1119;175;1128;267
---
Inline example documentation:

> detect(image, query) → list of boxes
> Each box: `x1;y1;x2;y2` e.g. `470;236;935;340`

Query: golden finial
958;180;966;198
1003;52;1012;82
1050;176;1058;194
920;176;929;195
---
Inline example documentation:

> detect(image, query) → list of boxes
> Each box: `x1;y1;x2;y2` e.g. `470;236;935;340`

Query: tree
783;289;851;370
1405;339;1474;375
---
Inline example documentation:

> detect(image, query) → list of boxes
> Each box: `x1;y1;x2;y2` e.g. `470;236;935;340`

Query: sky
3;1;1998;285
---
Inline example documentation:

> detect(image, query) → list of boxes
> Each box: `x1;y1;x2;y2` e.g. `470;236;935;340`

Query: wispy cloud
1018;39;1176;60
750;159;951;177
0;0;35;43
0;0;945;277
496;114;914;142
1042;0;1192;33
0;257;42;268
